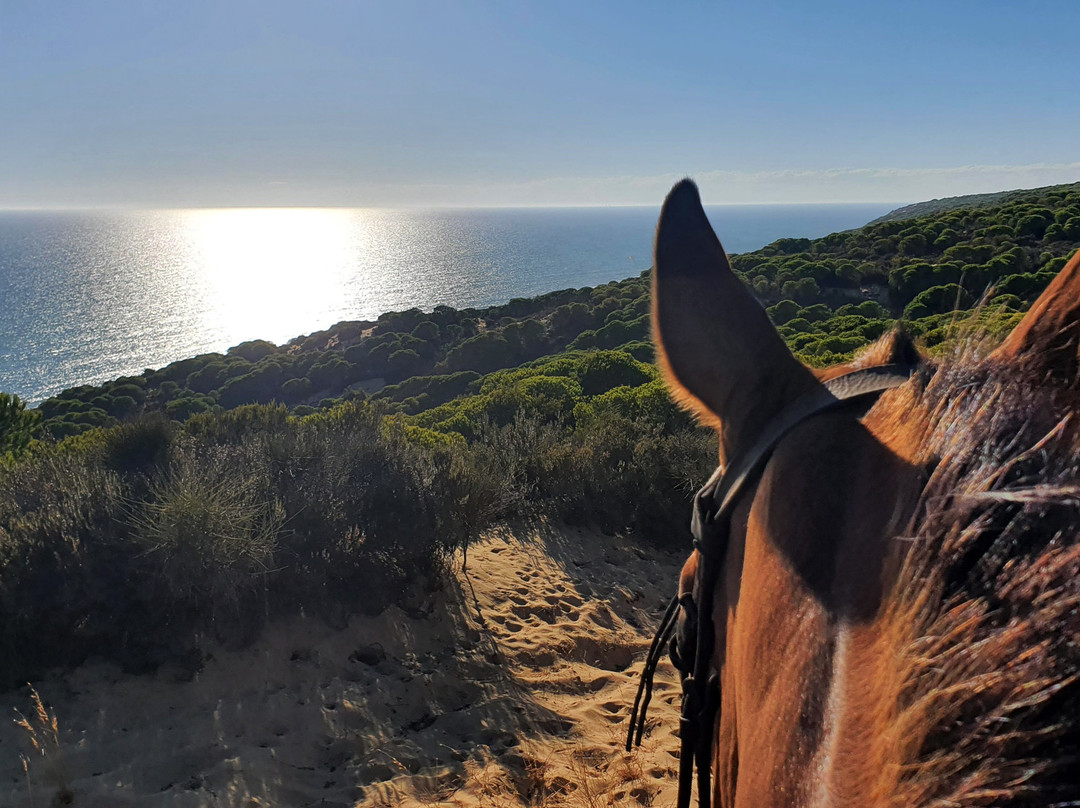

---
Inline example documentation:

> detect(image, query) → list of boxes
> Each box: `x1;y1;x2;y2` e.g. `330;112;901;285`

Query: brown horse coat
652;179;1080;807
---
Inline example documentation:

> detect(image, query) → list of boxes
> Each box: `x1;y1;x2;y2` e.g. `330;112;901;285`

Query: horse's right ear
993;248;1080;381
652;180;818;464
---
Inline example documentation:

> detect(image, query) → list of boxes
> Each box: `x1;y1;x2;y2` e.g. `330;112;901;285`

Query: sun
180;208;361;347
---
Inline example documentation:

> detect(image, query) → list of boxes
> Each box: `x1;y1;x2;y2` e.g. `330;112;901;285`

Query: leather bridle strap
625;362;916;808
694;363;919;540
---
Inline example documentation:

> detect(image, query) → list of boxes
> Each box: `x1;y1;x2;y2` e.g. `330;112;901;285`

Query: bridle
626;362;917;808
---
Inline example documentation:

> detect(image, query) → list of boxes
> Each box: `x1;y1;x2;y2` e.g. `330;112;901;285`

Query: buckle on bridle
691;484;721;555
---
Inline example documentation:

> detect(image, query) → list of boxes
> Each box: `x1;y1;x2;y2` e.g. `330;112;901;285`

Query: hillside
869;180;1080;225
21;180;1080;444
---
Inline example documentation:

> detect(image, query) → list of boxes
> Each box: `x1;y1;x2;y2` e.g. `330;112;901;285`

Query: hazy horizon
0;199;909;213
3;1;1079;208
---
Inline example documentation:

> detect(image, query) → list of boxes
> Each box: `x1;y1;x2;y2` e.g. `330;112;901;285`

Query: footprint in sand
587;604;615;629
572;638;633;671
518;649;557;667
587;674;614;691
511;603;558;623
537;717;574;736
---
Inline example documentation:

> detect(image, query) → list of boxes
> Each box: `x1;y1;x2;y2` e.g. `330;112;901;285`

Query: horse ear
993;248;1080;380
851;327;921;370
652;179;818;464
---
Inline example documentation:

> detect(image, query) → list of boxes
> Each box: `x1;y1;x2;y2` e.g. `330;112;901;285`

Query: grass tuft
13;686;72;806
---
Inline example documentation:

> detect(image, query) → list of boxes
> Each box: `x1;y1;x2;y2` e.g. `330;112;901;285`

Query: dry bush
126;441;282;641
468;410;716;545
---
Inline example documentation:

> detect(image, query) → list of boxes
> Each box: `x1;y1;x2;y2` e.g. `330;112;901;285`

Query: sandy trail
1;523;688;807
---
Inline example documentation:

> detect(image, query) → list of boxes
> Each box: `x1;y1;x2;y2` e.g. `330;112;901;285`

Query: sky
1;0;1078;208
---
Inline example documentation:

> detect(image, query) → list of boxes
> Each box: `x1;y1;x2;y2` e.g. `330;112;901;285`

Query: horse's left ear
652;180;819;465
993;248;1080;380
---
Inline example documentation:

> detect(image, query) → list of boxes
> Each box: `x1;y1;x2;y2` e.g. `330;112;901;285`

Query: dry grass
126;457;283;607
560;745;657;808
455;741;658;808
12;686;73;807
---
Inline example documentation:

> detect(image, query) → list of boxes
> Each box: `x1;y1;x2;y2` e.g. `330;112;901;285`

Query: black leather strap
693;363;916;544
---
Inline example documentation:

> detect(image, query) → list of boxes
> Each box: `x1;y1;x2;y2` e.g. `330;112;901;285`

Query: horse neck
714;414;920;808
806;618;904;808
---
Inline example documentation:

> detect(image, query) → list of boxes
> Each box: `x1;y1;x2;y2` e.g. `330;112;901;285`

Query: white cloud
369;161;1080;207
7;161;1079;210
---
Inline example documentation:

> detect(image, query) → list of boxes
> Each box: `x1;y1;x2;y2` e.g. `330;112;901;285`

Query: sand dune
2;524;689;807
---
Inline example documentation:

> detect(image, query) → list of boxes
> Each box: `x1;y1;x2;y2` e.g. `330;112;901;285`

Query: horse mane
883;345;1080;806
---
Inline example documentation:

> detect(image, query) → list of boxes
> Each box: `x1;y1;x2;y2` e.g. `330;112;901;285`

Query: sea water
0;204;893;403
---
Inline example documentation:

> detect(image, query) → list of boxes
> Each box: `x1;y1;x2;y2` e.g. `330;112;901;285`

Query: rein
626;363;916;808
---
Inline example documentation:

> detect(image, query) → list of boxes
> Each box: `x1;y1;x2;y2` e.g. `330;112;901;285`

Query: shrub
106;395;139;418
103;414;174;472
767;300;800;325
386;348;422;382
1;393;39;461
0;446;135;683
1014;212;1051;239
165;396;214;421
411;320;440;341
548;302;595;342
898;233;927;256
577;351;653;396
228;340;278;362
0;402;516;685
308;356;355;390
281;376;313;403
108;383;147;403
529;413;716;540
127;446;281;621
185;403;291;443
903;284;975;320
439;332;516;374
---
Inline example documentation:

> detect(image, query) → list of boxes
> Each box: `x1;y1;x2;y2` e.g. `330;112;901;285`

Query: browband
694;363;916;543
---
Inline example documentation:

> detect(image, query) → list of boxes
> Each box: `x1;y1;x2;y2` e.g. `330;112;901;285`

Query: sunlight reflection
181;208;360;347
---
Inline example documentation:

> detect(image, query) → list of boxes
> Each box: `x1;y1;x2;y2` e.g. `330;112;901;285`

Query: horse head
649;179;1080;807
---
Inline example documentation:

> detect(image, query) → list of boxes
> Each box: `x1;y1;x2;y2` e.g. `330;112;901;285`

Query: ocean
0;203;894;404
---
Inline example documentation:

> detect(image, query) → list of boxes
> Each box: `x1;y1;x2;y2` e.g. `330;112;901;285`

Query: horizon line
0;199;909;214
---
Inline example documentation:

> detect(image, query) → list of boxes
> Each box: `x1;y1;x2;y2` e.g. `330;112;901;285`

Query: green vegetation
1;181;1078;685
0;398;713;688
0;393;39;462
25;181;1079;441
0;403;496;685
868;181;1080;225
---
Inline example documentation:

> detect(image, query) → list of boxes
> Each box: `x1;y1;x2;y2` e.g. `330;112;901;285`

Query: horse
642;179;1080;807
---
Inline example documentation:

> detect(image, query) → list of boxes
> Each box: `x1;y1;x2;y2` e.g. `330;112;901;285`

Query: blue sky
1;0;1078;208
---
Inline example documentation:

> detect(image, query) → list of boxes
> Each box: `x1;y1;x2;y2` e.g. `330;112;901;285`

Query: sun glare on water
180;208;362;347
